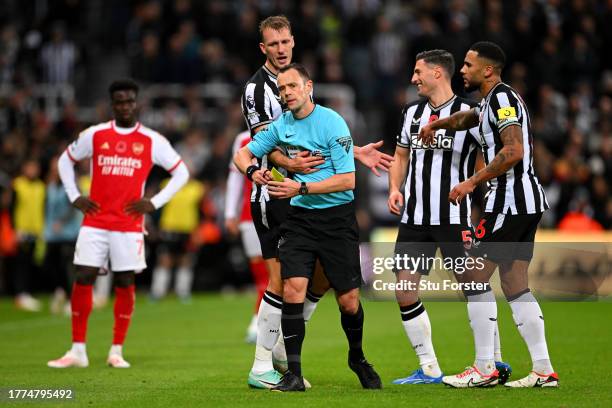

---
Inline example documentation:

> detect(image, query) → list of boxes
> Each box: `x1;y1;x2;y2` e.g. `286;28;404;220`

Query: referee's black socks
281;302;305;377
341;302;365;363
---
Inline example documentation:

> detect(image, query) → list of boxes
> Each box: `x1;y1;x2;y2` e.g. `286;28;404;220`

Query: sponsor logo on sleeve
336;136;352;154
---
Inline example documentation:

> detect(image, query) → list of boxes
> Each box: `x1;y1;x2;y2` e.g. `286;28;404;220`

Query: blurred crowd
0;0;610;302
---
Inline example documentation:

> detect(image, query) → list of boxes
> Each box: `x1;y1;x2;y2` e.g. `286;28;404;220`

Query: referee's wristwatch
298;182;309;195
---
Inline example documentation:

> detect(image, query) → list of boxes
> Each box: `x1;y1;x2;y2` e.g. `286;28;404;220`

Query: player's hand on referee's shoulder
267;178;300;199
418;124;436;145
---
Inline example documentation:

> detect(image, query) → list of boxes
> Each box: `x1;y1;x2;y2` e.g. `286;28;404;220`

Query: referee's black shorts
469;212;542;263
251;198;290;259
278;202;361;292
394;223;471;275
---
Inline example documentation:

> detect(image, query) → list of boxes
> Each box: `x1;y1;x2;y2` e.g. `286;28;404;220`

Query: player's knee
282;278;306;303
75;267;97;285
114;272;135;287
337;291;360;314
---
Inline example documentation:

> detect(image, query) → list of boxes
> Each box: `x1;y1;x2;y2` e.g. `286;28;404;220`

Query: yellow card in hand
270;167;284;181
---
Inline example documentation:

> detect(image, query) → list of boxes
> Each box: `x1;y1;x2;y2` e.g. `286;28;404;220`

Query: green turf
0;293;610;407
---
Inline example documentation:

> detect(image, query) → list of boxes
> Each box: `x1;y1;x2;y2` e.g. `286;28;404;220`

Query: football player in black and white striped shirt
420;42;558;388
388;49;510;386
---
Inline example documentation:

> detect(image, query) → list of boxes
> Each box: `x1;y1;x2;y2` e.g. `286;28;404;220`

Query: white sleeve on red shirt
58;150;80;203
58;124;100;203
225;170;244;220
66;125;96;162
150;131;182;172
225;131;250;220
150;161;189;209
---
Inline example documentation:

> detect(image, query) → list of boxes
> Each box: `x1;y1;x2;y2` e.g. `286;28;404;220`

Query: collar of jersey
111;120;141;135
291;104;317;121
482;81;505;103
262;64;277;79
428;94;457;112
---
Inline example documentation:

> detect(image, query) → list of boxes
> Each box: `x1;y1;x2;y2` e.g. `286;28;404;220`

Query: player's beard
464;81;479;93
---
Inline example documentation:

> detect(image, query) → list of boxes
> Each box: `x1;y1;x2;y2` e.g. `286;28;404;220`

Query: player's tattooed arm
470;125;524;185
448;125;523;205
418;108;479;144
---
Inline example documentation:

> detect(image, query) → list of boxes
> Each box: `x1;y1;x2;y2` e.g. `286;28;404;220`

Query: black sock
281;302;305;377
341;302;365;362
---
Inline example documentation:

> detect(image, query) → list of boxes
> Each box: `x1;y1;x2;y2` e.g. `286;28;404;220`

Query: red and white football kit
59;120;188;271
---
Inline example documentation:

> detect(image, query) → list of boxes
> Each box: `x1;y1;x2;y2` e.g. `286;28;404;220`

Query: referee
234;63;382;392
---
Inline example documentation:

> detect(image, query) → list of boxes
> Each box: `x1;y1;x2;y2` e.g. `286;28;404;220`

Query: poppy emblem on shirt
428;114;439;123
132;142;144;155
116;141;127;153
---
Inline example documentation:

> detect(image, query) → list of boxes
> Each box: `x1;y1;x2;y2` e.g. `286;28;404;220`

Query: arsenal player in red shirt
49;79;189;368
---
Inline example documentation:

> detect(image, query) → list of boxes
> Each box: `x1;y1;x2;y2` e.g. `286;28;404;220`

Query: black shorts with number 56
468;212;543;263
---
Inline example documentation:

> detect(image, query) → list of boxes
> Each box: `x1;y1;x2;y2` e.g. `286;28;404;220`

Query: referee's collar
428;95;456;111
262;64;277;79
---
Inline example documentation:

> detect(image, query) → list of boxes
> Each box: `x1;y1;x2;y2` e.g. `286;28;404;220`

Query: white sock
109;344;123;356
251;292;282;374
271;326;287;363
509;290;554;374
400;301;441;377
71;342;86;356
467;290;496;375
304;290;322;323
175;267;193;299
151;267;170;298
494;321;503;362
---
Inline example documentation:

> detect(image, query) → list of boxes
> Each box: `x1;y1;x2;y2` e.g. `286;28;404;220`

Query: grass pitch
1;293;611;407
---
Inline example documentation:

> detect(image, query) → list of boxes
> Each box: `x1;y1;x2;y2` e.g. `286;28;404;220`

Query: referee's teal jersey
247;105;355;209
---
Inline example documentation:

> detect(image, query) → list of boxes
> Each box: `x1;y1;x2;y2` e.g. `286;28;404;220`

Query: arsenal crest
132;142;144;155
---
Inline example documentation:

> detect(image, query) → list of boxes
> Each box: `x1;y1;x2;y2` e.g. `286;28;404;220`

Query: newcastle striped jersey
240;65;287;203
475;82;548;214
397;95;480;226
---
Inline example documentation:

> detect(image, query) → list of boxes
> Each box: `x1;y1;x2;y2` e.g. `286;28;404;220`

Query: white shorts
74;226;146;272
239;221;262;259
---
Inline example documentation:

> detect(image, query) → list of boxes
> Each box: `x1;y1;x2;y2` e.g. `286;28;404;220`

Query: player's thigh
74;226;110;269
310;260;330;296
499;260;530;298
239;221;263;259
394;223;437;275
108;231;146;272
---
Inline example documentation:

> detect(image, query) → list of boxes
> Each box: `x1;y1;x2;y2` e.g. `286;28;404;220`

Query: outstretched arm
354;140;394;176
419;108;479;145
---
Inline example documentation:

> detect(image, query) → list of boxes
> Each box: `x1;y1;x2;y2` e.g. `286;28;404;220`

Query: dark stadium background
0;0;610;297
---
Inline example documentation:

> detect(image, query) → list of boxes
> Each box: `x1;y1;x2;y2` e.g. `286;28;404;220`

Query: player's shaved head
469;42;506;73
109;79;139;97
